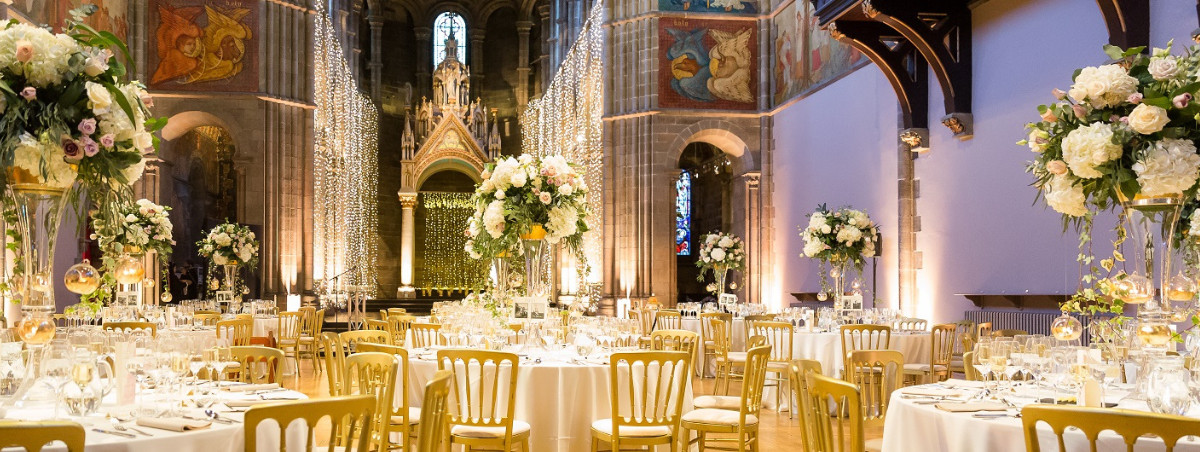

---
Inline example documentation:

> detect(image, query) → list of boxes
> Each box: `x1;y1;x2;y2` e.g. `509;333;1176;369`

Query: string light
521;0;606;308
419;192;485;293
313;2;379;298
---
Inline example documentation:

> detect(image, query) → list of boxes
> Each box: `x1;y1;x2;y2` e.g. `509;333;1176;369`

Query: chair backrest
743;314;777;345
747;335;767;348
298;305;316;332
993;328;1027;338
749;321;794;363
277;312;304;342
0;421;86;452
194;313;221;326
788;359;824;452
744;314;776;322
1022;404;1200;452
321;332;349;396
649;329;700;371
437;350;520;439
654;309;682;330
737;345;773;422
103;321;156;337
364;319;389;338
195;310;220;316
635;308;656;336
355;342;411;426
311;309;326;337
839;325;891;363
952;319;976;356
345;352;397;452
844;349;903;427
606;351;691;448
217;318;253;346
962;351;979;381
340;330;390;353
387;307;408;316
708;318;731;358
387;314;415;346
976;322;993;339
235;313;254;320
230;346;285;384
411;323;444;348
416;370;453;452
698;312;731;347
929;324;956;379
244;395;376;452
805;372;866;452
892;317;928;332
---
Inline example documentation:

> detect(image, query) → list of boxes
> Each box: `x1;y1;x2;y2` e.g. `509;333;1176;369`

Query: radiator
962;310;1094;340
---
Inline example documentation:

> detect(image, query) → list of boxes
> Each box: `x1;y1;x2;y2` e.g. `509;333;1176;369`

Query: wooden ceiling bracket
827;20;929;130
1095;0;1149;49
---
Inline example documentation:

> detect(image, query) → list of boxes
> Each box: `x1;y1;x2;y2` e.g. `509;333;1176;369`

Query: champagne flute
972;342;993;390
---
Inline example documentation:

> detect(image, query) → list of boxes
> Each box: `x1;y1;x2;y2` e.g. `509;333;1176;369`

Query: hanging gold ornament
64;259;100;295
114;255;145;284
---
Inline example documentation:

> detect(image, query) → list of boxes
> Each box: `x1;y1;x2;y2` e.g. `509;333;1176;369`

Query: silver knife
93;428;137;438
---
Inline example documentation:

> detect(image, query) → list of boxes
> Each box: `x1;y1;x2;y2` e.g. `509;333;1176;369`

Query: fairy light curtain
418;192;485;291
313;2;379;296
520;0;605;302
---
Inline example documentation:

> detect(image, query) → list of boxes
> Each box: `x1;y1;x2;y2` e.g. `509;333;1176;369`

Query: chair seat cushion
390;407;422;425
693;395;741;411
681;408;757;426
766;362;789;371
866;437;883;452
902;363;947;372
722;352;748;363
451;420;531;438
590;419;672;437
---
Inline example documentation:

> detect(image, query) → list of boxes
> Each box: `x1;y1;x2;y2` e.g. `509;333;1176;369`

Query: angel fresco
707;28;754;103
665;28;713;103
150;1;256;90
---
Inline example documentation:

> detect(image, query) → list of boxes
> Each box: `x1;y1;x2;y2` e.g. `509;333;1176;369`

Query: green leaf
101;82;136;128
98;30;134;75
1104;44;1124;60
58;80;85;108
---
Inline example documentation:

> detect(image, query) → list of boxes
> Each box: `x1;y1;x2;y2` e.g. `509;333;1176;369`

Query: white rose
717;237;733;248
83;55;109;77
124;214;137;222
559;184;574;196
85;82;112;112
510;170;526;187
820;225;832;234
1133;138;1200;197
1061;122;1122;179
213;254;228;265
1069;65;1139;108
1148;56;1180;81
133;132;153;150
495;190;506;200
710;248;727;262
836;226;863;244
1128;104;1169;135
1044;174;1088;217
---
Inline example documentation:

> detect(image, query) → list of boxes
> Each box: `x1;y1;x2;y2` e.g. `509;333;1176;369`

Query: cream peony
1068;64;1139;108
836;226;863;244
1061;122;1122;179
1132;138;1200;197
802;236;824;257
1127;104;1169;135
717;236;733;248
483;200;506;238
1044;175;1088;217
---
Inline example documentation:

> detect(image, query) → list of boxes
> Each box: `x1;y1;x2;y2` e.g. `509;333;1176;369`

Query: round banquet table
882;379;1200;451
402;347;694;452
2;384;309;452
251;316;278;339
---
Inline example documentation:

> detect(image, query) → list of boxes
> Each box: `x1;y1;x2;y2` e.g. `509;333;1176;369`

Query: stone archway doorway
675;142;733;304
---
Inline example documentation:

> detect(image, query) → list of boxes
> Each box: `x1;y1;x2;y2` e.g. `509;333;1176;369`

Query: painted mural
659;17;757;111
659;0;757;14
7;0;126;39
148;0;258;92
773;0;866;105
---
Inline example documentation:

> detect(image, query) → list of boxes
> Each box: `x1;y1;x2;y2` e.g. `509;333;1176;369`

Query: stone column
540;5;554;90
398;192;418;298
369;16;383;104
415;27;433;100
742;171;761;305
516;21;533;110
469;28;486;91
897;128;920;314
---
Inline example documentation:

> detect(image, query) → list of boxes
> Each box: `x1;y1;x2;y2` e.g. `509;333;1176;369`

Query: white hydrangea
12;132;77;188
546;204;579;243
808;213;826;230
0;24;81;87
836;226;863;244
1045;175;1089;217
1189;210;1200;237
710;247;727;262
717;236;733;248
1133;138;1200;197
1061;122;1122;179
1068;64;1139;108
483;200;506;238
802;236;824;257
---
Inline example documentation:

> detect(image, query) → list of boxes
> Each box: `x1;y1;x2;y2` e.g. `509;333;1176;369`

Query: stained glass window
676;170;692;255
433;12;466;68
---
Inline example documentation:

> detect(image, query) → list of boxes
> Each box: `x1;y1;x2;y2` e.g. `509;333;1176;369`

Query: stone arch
161;111;242;153
668;120;759;175
415;159;482;188
478;0;519;28
422;2;474;28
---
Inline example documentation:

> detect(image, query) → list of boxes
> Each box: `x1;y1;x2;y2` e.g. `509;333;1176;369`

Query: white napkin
136;417;212;432
934;402;1008;413
902;388;962;397
223;383;279;392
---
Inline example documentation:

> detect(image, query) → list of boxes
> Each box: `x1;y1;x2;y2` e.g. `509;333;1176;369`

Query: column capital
414;27;432;41
742;171;761;188
538;4;551;18
469;28;487;42
516;21;534;33
398;191;418;207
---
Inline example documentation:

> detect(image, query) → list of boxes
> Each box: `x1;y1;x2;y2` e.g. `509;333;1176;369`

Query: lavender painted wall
770;0;1200;323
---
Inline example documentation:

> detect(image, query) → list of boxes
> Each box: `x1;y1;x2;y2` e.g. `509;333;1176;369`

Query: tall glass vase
830;261;847;311
8;170;70;317
223;264;241;303
1120;193;1184;313
713;265;729;296
521;225;550;301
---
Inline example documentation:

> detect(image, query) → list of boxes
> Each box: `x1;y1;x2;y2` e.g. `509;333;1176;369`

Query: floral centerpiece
464;154;591;309
1021;42;1200;337
0;7;165;324
197;222;259;297
800;204;878;307
695;232;745;296
81;198;174;307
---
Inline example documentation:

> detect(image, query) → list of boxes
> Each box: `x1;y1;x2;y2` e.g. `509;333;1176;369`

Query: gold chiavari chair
388;314;416;347
748;321;795;412
839;325;891;377
712;319;750;395
591;351;691;452
681;345;772;452
364;318;390;336
804;372;881;452
743;314;776;347
699;312;732;377
962;351;980;381
216;318;253;346
229;346;285;384
416;370;453;452
276;311;304;372
949;320;976;376
244;395;376;452
0;421;86;452
649;329;700;364
993;328;1028;338
387;307;408;316
298;308;326;375
787;359;824;435
194;313;221;326
635;308;656;341
1022;404;1200;452
438;350;529;452
103;321;157;337
345;351;398;452
976;322;993;340
844;350;903;429
235;313;254;320
195;310;220;316
321;332;349;396
904;323;955;384
654;309;682;331
411;323;444;348
356;342;421;452
341;330;390;353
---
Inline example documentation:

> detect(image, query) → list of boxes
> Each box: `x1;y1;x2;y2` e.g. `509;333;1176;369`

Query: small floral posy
695;231;745;295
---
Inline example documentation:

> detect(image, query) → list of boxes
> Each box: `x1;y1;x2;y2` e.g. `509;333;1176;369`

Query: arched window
433;12;466;67
675;170;692;255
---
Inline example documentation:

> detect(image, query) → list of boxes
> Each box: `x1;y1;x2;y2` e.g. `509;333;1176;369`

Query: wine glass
989;341;1012;391
40;341;73;419
972;342;992;389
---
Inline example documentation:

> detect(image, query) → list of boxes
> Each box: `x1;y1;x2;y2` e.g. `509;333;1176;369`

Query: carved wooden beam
828;20;929;130
1095;0;1149;49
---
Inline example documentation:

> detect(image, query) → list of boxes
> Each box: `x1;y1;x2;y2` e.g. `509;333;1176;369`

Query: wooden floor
286;360;884;450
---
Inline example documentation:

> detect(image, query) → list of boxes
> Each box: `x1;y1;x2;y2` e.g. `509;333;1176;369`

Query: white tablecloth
403;349;694;451
252;317;278;338
881;380;1200;451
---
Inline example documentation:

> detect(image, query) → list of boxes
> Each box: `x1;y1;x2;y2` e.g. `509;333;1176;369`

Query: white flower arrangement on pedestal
800;204;879;304
464;154;591;258
197;222;259;268
695;232;745;295
92;199;175;256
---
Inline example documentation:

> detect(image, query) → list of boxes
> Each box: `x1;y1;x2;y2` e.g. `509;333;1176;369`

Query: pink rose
100;134;115;148
81;137;99;157
20;87;36;101
139;92;154;108
539;192;552;204
14;40;33;63
1127;93;1143;104
1040;110;1057;123
1072;104;1088;119
1174;93;1193;109
78;118;96;135
1053;88;1067;100
1046;160;1068;175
